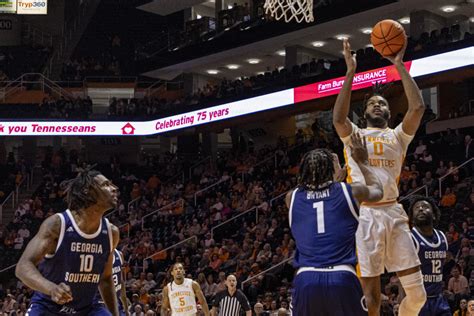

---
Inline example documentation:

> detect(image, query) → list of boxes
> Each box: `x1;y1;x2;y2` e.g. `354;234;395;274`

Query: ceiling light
207;70;219;74
335;34;350;40
398;17;410;24
276;50;286;56
311;41;325;47
196;14;202;19
470;17;474;23
227;64;240;69
441;5;456;13
361;28;372;34
227;4;233;9
247;59;261;64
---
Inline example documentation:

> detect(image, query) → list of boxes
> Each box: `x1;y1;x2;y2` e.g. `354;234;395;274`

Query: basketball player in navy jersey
16;169;121;316
408;195;451;316
93;249;130;316
287;133;384;316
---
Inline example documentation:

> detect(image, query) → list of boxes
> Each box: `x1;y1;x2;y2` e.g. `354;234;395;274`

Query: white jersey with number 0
167;278;197;316
341;122;414;203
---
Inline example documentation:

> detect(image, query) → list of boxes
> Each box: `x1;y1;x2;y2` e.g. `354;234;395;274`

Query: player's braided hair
298;149;334;191
362;81;394;110
405;195;441;225
61;165;101;211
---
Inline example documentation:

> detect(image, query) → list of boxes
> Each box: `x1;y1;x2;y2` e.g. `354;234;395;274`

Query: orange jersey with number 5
341;123;414;203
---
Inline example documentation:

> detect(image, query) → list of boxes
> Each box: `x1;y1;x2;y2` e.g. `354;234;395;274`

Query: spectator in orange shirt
146;174;160;191
139;287;150;305
219;246;230;263
449;223;460;242
209;253;222;271
440;187;456;207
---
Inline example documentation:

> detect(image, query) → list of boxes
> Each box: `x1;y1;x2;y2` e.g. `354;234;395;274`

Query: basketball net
264;0;314;23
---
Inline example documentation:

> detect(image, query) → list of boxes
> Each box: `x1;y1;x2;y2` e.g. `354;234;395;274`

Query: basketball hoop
264;0;314;23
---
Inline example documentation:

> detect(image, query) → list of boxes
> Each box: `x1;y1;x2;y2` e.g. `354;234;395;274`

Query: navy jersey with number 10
289;182;359;268
29;210;113;315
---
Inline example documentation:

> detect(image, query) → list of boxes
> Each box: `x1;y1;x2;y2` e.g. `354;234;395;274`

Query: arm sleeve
339;122;359;145
394;123;415;152
238;291;251;311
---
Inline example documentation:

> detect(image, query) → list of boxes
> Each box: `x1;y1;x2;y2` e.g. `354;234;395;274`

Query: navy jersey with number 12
289;182;359;268
411;227;448;296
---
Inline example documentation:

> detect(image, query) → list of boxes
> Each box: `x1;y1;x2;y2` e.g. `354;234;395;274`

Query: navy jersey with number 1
289;182;367;316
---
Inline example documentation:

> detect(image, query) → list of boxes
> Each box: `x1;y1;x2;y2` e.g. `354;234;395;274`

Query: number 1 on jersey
313;201;325;234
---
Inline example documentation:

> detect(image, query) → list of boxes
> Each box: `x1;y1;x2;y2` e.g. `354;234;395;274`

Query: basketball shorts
356;202;420;277
93;300;126;316
419;295;451;316
26;302;113;316
291;265;367;316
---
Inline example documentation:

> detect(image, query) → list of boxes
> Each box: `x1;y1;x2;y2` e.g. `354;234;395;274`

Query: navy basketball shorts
291;266;367;316
419;295;451;316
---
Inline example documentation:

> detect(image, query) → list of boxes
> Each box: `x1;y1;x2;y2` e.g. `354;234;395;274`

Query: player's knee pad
399;271;427;310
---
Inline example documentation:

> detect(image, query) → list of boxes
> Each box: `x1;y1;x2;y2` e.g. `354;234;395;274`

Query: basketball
370;19;407;57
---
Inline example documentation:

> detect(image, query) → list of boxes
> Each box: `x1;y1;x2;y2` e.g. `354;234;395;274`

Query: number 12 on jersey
313;202;325;234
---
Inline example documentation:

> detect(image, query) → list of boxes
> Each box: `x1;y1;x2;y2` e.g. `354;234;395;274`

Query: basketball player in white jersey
161;263;210;316
332;39;427;316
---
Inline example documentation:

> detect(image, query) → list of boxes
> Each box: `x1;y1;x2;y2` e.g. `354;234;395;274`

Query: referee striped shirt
212;289;251;316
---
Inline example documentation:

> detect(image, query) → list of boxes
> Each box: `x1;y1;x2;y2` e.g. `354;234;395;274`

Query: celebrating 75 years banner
1;47;472;136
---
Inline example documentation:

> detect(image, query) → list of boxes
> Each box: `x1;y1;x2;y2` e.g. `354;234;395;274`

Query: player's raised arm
99;224;120;316
193;281;210;316
15;214;73;304
385;41;424;135
349;133;383;204
333;39;356;138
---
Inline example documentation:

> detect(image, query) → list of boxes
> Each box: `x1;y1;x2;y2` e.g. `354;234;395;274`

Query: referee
211;274;252;316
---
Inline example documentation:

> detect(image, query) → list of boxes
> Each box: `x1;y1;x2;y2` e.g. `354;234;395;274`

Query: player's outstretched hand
384;39;407;66
50;282;73;305
332;153;347;182
350;133;368;164
343;39;357;74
